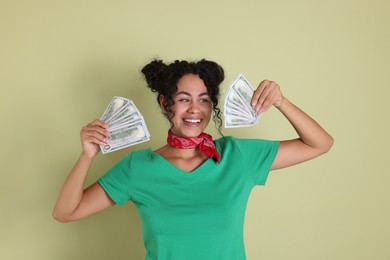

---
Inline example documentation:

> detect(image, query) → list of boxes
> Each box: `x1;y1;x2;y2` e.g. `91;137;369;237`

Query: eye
178;98;190;103
199;98;210;103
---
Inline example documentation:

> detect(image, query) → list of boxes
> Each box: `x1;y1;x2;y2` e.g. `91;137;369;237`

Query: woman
53;59;333;259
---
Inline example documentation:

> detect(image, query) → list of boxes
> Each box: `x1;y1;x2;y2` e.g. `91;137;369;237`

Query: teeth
184;119;201;123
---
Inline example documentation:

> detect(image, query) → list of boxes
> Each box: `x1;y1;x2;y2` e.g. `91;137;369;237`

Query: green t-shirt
98;136;279;260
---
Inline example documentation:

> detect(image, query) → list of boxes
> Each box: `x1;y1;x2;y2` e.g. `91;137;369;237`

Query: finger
258;81;283;112
251;80;268;107
254;81;274;112
83;134;108;146
83;123;111;138
261;81;279;107
259;88;278;113
81;130;108;145
81;126;110;144
83;125;110;139
90;119;109;129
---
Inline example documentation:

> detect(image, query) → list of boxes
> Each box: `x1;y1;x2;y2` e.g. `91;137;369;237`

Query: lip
183;118;202;123
182;118;203;127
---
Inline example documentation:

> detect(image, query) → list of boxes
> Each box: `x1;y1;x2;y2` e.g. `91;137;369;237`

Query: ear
159;95;167;114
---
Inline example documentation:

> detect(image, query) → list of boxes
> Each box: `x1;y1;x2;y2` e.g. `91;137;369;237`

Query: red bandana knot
167;130;221;163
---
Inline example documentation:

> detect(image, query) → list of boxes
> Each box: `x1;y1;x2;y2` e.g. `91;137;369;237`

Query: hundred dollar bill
99;96;151;153
113;117;150;139
225;87;253;118
108;111;144;131
100;121;150;154
223;74;262;128
224;97;253;120
224;115;258;128
231;75;257;118
100;96;130;123
107;101;138;125
224;108;253;120
109;118;142;132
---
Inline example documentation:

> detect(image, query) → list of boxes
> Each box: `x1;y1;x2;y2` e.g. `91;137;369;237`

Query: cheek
172;103;187;113
204;105;213;118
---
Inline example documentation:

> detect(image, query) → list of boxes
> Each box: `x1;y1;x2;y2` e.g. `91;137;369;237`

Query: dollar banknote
100;96;130;123
100;96;150;154
224;74;261;128
100;121;150;154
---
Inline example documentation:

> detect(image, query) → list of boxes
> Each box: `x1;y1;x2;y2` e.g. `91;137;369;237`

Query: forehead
176;74;208;94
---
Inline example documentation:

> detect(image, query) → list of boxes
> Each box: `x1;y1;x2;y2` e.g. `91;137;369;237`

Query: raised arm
52;120;115;223
251;80;334;170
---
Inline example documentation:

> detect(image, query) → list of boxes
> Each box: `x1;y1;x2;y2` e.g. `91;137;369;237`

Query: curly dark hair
141;59;225;133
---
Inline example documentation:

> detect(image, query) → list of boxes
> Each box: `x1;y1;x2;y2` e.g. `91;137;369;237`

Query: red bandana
167;130;221;163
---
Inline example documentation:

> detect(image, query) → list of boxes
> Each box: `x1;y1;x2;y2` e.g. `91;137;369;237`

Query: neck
166;129;221;164
154;145;208;169
161;144;204;159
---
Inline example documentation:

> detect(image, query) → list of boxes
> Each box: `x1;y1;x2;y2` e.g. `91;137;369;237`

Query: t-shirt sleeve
98;154;133;205
235;138;280;185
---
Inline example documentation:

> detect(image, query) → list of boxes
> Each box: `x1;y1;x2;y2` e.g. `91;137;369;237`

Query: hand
79;119;110;158
251;80;284;114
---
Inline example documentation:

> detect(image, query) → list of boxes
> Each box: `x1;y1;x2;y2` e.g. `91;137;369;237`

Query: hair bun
197;59;224;87
141;59;167;92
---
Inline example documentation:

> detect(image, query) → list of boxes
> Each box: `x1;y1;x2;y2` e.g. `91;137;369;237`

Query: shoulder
214;136;248;158
215;136;278;149
215;136;279;160
131;148;153;158
214;136;239;147
113;148;153;167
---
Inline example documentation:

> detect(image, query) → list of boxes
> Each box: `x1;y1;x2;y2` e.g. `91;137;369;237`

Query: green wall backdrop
1;0;389;259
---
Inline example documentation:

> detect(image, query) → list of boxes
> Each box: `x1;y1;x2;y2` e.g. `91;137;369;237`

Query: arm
251;80;334;170
52;120;115;223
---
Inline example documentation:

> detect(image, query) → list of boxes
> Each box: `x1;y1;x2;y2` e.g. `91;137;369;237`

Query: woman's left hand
251;80;284;114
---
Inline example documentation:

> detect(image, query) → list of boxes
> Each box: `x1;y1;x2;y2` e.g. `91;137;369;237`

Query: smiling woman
164;74;213;138
141;59;224;133
52;58;333;260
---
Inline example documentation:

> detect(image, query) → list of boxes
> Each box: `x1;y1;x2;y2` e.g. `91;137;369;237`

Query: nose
187;101;200;113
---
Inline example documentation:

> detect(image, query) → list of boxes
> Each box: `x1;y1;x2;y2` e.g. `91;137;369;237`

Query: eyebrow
175;91;210;97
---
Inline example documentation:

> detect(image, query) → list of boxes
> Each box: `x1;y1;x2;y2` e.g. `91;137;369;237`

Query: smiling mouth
184;118;201;123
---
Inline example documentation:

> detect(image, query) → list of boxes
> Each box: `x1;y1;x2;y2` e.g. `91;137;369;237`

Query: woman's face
166;74;212;138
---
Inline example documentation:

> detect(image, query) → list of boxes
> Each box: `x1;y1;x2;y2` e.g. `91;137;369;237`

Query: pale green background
1;0;389;259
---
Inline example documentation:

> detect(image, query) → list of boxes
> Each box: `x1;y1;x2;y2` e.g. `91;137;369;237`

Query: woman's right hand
80;119;110;158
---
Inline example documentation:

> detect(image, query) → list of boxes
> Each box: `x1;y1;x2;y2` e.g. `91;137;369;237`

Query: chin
173;128;204;138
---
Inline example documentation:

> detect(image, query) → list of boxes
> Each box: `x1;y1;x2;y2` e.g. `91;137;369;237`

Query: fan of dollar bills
224;74;261;128
99;96;150;154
